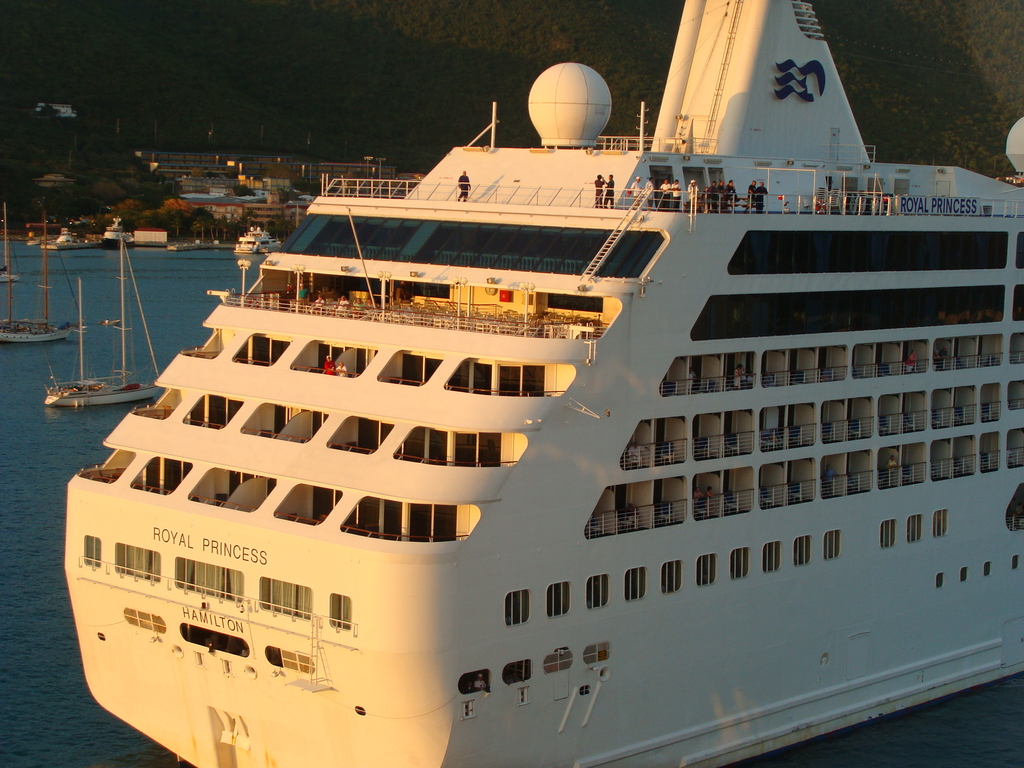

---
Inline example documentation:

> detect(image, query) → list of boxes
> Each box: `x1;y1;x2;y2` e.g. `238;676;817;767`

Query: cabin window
181;624;250;657
329;593;353;631
936;573;945;588
502;659;532;684
695;554;717;586
880;519;897;548
583;642;611;664
906;514;923;543
586;574;610;609
932;509;949;537
660;560;683;593
1014;555;1020;570
505;589;531;626
823;530;842;560
186;395;243;429
457;669;491;694
793;535;813;567
546;582;571;618
984;561;992;576
624;567;647;601
233;334;290;366
131;457;193;495
761;542;782;573
124;608;166;633
729;548;750;580
960;567;969;582
84;535;102;567
265;646;314;673
174;558;244;601
258;577;312;620
114;543;161;582
542;648;573;673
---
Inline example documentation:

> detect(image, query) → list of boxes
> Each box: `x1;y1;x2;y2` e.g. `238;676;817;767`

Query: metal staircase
580;187;653;281
702;0;746;146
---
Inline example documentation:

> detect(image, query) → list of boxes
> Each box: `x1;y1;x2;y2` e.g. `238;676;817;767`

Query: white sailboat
0;207;71;343
0;210;17;283
45;241;159;406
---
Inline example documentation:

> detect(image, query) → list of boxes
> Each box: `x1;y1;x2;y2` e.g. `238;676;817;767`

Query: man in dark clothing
458;171;471;201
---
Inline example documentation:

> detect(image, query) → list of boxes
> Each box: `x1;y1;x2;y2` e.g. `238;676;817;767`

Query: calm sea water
1;246;1023;768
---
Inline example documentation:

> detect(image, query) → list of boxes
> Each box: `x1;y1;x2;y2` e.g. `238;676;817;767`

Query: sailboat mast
42;210;49;324
4;203;11;324
77;278;84;381
119;240;127;381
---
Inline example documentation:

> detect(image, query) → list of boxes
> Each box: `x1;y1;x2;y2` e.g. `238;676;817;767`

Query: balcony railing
692;431;754;460
878;462;927;489
180;346;221;360
820;470;873;499
77;464;125;483
339;524;467;543
980;451;1001;473
878;411;927;437
240;426;312;444
620;438;688;470
393;452;514;468
762;366;846;388
759;424;816;452
187;493;261;513
930;404;976;429
931;455;976;481
129;481;177;496
821;417;873;443
131;404;175;420
1009;398;1024;411
660;373;755;396
852;359;927;379
759;479;815;509
691;490;754;520
224;293;605;340
1010;447;1024;469
584;500;688;539
981;402;1001;422
932;353;1002;371
1011;351;1024;365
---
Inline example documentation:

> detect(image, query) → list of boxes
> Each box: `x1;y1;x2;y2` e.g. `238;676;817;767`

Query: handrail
187;493;260;512
393;451;515;468
444;383;563;397
180;346;221;359
131;404;175;420
931;455;976;481
759;424;815;452
240;427;311;443
620;438;688;470
878;462;927;489
981;402;1001;422
762;366;846;387
77;464;125;483
584;499;688;539
820;470;873;499
224;293;607;340
821;417;873;443
326;442;377;454
930;404;976;429
692;431;755;460
1010;448;1024;468
878;411;927;436
933;353;1003;371
660;372;756;396
980;451;1001;473
338;524;468;543
852;359;926;379
691;489;754;520
759;479;815;509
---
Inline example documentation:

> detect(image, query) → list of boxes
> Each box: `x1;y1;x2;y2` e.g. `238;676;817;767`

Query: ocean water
1;246;1023;768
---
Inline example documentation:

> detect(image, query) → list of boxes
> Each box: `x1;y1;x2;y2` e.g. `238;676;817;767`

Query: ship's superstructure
66;2;1024;767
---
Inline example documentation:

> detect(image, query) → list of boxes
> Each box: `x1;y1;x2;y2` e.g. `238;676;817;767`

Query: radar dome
528;63;611;148
1007;116;1024;174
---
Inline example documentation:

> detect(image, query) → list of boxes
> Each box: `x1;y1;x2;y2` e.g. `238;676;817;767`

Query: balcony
692;432;754;460
933;353;1002;371
1010;448;1024;469
620;438;687;470
821;418;873;443
878;411;927;436
931;455;976;481
179;346;221;360
660;373;755;396
77;464;125;483
930;405;976;430
980;451;1001;473
584;500;688;539
981;402;1001;422
691;490;755;520
761;366;845;388
759;479;815;509
820;470;873;499
851;359;926;379
759;424;815;452
878;462;927;489
223;293;606;340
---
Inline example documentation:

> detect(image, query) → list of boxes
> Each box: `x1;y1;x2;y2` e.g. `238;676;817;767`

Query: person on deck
458;171;471;201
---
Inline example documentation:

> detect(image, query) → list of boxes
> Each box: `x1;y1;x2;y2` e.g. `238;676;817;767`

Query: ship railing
1010;447;1024;468
761;366;846;388
660;372;755;396
183;416;230;430
930;404;977;429
759;424;816;452
1009;398;1024;411
620;438;689;469
392;452;516;467
584;500;688;538
1011;351;1024;365
878;461;927;489
338;524;469;543
187;493;260;512
932;352;1002;371
240;426;311;443
691;489;755;520
820;470;873;499
77;464;126;483
691;431;754;460
877;410;927;437
224;293;606;340
131;404;175;420
1007;514;1024;531
129;480;177;496
444;384;565;397
931;455;976;481
852;358;926;379
821;417;873;443
291;363;360;379
321;178;419;199
326;441;376;454
179;345;221;359
980;450;1001;473
981;402;1001;422
273;511;328;526
758;479;815;509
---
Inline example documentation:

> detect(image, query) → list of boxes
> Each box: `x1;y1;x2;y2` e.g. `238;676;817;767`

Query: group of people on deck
594;175;768;212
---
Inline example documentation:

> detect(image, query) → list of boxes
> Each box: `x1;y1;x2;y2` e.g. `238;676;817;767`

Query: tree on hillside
160;197;195;237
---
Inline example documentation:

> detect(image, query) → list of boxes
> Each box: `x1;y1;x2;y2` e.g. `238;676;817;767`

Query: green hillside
1;0;1020;221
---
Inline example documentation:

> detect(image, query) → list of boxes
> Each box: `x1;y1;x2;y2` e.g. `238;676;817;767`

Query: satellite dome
528;63;611;148
1007;116;1024;174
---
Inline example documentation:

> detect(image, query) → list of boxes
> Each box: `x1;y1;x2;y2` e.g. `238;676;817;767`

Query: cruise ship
65;2;1024;767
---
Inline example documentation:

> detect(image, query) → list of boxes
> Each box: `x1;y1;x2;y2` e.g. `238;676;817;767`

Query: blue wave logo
774;59;826;102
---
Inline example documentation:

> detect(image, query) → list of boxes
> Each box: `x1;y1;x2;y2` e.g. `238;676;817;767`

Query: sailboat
0;214;17;283
0;206;71;342
44;240;159;406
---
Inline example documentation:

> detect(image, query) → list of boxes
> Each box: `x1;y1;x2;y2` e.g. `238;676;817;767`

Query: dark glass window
282;214;664;278
692;286;1004;340
728;231;1008;275
1014;285;1024;321
1017;233;1024;269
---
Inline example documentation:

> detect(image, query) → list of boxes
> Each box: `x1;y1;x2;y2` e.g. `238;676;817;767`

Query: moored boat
234;226;281;254
100;217;135;250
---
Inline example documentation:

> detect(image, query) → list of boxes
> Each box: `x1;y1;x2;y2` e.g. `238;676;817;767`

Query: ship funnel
1007;116;1024;175
528;63;611;148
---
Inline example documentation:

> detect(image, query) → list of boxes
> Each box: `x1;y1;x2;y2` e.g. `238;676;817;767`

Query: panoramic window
258;577;312;620
586;574;610;609
505;589;531;626
502;659;532;684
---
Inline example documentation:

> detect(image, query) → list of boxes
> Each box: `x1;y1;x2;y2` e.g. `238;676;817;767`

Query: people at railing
605;175;615;208
594;175;606;208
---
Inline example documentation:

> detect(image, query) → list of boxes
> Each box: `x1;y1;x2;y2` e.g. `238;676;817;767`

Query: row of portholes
457;643;612;695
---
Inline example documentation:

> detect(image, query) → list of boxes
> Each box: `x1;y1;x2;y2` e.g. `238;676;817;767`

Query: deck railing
852;359;926;379
821;417;873;443
691;489;755;520
933;353;1002;371
660;373;756;396
77;464;125;483
338;524;467;543
131;404;175;420
1010;447;1024;468
692;431;754;460
878;462;927;489
931;404;976;429
762;366;846;387
585;500;688;539
878;411;927;436
759;424;816;452
240;427;312;443
821;470;873;499
759;479;815;509
224;293;605;340
931;455;976;481
620;438;688;470
981;402;1001;422
980;451;1001;473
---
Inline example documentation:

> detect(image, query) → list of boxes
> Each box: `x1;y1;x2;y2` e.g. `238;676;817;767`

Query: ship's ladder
309;614;332;688
703;0;746;145
580;187;653;281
